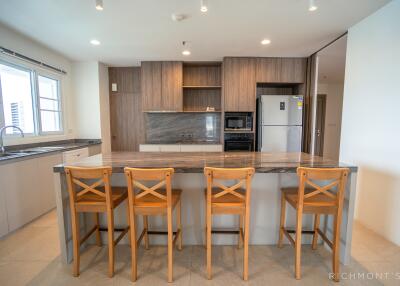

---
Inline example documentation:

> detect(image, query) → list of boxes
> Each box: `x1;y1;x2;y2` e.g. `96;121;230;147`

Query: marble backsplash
145;113;221;144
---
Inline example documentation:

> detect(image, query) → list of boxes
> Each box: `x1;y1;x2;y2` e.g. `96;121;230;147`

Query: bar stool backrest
124;167;174;205
296;167;349;207
65;166;113;205
204;167;255;201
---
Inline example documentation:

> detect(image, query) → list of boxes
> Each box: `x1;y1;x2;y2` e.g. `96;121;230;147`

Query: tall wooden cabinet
141;61;183;111
223;57;256;111
109;67;143;151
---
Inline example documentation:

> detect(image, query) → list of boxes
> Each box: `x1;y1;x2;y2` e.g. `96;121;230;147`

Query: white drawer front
63;148;89;164
202;145;223;152
180;145;204;152
139;144;161;152
159;145;181;152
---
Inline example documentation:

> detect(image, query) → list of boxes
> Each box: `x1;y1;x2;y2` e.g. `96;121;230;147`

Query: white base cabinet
140;144;223;152
0;153;62;233
0;146;99;237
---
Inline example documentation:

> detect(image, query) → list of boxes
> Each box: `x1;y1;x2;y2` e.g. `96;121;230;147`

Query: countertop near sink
0;139;101;164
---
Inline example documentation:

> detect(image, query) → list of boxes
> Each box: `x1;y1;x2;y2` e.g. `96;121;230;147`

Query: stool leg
312;214;320;250
295;209;303;280
167;207;173;282
106;209;115;278
129;206;137;281
143;215;149;250
278;194;286;248
332;214;341;282
206;202;212;279
71;211;80;277
238;214;243;249
204;197;207;249
126;202;131;247
243;210;250;280
177;199;183;250
95;212;102;246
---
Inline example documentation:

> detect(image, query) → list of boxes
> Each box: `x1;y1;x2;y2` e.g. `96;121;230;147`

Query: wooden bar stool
124;167;182;283
65;166;130;278
278;167;349;281
204;167;255;280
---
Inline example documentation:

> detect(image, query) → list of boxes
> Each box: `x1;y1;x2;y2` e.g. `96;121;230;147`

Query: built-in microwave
224;112;253;131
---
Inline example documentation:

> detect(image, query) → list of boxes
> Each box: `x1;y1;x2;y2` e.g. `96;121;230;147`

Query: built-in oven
224;133;254;152
224;112;253;131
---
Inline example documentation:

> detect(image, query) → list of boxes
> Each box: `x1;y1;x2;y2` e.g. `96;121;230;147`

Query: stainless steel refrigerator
257;95;303;152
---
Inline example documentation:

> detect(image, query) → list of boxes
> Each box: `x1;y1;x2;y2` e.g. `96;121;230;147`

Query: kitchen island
53;152;357;265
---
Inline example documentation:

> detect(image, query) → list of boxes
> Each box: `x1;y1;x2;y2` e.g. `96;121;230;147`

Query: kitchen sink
0;153;15;158
9;150;41;154
24;146;66;152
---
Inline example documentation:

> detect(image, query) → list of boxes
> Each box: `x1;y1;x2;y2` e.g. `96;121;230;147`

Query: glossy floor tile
0;210;399;285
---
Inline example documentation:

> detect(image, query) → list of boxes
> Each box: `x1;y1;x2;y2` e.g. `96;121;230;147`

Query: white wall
0;24;75;145
98;63;111;153
340;0;400;245
71;62;101;139
0;24;111;149
71;61;111;152
317;83;344;160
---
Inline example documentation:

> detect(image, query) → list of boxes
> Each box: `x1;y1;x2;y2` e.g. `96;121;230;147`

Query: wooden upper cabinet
255;58;280;83
109;67;141;94
223;57;256;112
280;58;306;83
141;61;162;111
161;61;183;111
256;58;306;83
141;61;183;111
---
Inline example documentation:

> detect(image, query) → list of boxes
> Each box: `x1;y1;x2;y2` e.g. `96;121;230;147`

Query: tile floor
0;210;399;285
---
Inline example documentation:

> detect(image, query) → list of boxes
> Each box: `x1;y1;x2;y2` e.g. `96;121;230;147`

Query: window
0;61;63;136
0;63;35;134
38;75;62;133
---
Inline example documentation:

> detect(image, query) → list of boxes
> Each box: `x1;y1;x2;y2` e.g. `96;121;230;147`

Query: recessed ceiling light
96;0;104;11
90;39;101;46
200;0;208;13
261;39;271;45
309;0;318;11
182;41;191;56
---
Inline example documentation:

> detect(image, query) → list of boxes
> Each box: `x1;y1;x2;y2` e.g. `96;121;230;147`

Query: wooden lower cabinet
223;57;256;111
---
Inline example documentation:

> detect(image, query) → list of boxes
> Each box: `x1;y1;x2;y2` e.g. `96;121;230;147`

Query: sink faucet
0;125;24;153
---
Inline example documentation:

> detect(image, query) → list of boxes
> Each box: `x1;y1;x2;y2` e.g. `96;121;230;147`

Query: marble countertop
0;139;101;165
53;152;357;173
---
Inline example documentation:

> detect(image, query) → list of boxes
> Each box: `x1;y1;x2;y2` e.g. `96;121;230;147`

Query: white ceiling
0;0;390;66
318;35;347;84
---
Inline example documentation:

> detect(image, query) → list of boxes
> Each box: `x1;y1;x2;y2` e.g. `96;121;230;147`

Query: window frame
0;58;64;137
36;72;63;135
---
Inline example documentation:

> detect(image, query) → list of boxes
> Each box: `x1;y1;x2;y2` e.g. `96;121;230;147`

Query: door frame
314;93;327;156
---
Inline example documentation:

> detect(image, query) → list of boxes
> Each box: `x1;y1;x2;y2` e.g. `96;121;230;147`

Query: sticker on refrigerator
297;101;303;110
280;102;285;110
